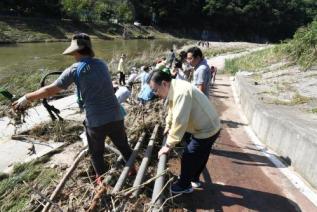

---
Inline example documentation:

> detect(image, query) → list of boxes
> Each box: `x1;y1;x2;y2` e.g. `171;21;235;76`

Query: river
0;39;186;97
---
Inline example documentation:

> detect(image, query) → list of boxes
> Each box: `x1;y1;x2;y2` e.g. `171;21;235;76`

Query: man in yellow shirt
149;70;221;194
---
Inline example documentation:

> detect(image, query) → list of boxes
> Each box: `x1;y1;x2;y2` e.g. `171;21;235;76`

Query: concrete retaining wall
233;73;317;189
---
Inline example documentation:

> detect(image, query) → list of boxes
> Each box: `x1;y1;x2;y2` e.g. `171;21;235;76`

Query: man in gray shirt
13;33;133;184
187;47;211;97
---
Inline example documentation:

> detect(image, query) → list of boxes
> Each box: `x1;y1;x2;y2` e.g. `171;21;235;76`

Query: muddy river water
0;39;185;97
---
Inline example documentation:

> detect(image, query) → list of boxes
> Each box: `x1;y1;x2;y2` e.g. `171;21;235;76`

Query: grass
224;21;317;75
25;120;83;142
291;93;311;105
107;45;167;75
281;20;317;70
203;46;247;58
252;73;262;82
224;46;284;75
0;156;58;211
312;108;317;113
271;92;311;106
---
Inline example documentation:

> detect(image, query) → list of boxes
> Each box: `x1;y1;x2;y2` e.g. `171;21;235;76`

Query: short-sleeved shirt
54;57;122;127
192;59;211;97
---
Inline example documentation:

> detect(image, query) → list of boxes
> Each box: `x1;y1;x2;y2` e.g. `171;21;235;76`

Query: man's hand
12;96;29;110
158;145;170;158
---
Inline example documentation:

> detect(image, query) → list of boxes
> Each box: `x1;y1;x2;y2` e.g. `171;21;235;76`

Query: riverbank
0;16;175;43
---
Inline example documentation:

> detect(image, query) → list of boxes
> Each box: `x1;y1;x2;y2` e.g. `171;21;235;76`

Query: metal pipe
132;124;160;197
111;132;146;193
104;155;123;184
151;135;167;209
104;143;121;156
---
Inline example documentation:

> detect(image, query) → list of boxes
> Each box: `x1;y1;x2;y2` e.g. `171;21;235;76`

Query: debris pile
5;100;176;211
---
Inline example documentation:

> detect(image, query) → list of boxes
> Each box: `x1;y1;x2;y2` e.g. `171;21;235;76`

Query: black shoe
170;182;193;194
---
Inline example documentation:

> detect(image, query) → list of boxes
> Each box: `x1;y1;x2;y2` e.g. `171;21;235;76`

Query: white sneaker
191;181;202;188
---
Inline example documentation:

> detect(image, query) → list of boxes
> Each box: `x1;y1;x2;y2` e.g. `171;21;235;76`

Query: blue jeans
179;131;220;187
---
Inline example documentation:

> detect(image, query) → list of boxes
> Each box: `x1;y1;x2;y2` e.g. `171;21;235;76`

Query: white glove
13;95;29;110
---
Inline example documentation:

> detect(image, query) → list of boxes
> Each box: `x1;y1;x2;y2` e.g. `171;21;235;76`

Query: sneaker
170;182;193;194
191;181;202;188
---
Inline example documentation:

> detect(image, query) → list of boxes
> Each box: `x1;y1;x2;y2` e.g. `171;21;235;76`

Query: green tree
203;0;313;41
114;0;134;23
0;0;61;18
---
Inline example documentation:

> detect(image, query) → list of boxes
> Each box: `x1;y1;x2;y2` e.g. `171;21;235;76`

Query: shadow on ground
171;168;300;211
211;148;287;168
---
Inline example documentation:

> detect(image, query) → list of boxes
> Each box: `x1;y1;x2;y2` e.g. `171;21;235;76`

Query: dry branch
23;181;63;212
42;148;88;212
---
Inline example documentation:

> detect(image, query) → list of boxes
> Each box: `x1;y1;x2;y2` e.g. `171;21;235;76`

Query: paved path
171;75;317;211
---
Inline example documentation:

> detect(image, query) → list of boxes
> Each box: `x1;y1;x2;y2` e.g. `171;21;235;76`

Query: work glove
12;95;29;110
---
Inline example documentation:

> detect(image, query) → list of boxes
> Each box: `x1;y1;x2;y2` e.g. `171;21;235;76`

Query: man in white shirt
149;70;220;194
113;81;131;104
127;67;138;87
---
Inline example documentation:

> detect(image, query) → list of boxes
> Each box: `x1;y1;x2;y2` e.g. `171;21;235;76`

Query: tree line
0;0;316;41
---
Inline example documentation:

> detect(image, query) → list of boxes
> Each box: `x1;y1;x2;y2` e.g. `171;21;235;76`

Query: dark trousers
179;130;220;187
85;120;132;175
119;73;126;85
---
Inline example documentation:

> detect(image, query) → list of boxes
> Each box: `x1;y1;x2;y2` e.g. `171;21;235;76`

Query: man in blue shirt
13;33;133;184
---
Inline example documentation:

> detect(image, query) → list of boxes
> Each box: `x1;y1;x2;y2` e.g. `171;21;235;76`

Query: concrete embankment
0;95;83;173
233;73;317;189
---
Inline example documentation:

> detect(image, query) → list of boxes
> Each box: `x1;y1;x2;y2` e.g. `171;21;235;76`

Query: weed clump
281;20;317;70
24;120;83;143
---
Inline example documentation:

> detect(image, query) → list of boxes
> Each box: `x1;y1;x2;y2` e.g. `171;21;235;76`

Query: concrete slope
0;95;83;173
233;73;317;189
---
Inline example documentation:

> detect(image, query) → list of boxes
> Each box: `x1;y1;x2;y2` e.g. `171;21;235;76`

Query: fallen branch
114;168;169;197
42;148;88;212
157;193;182;211
23;181;63;212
